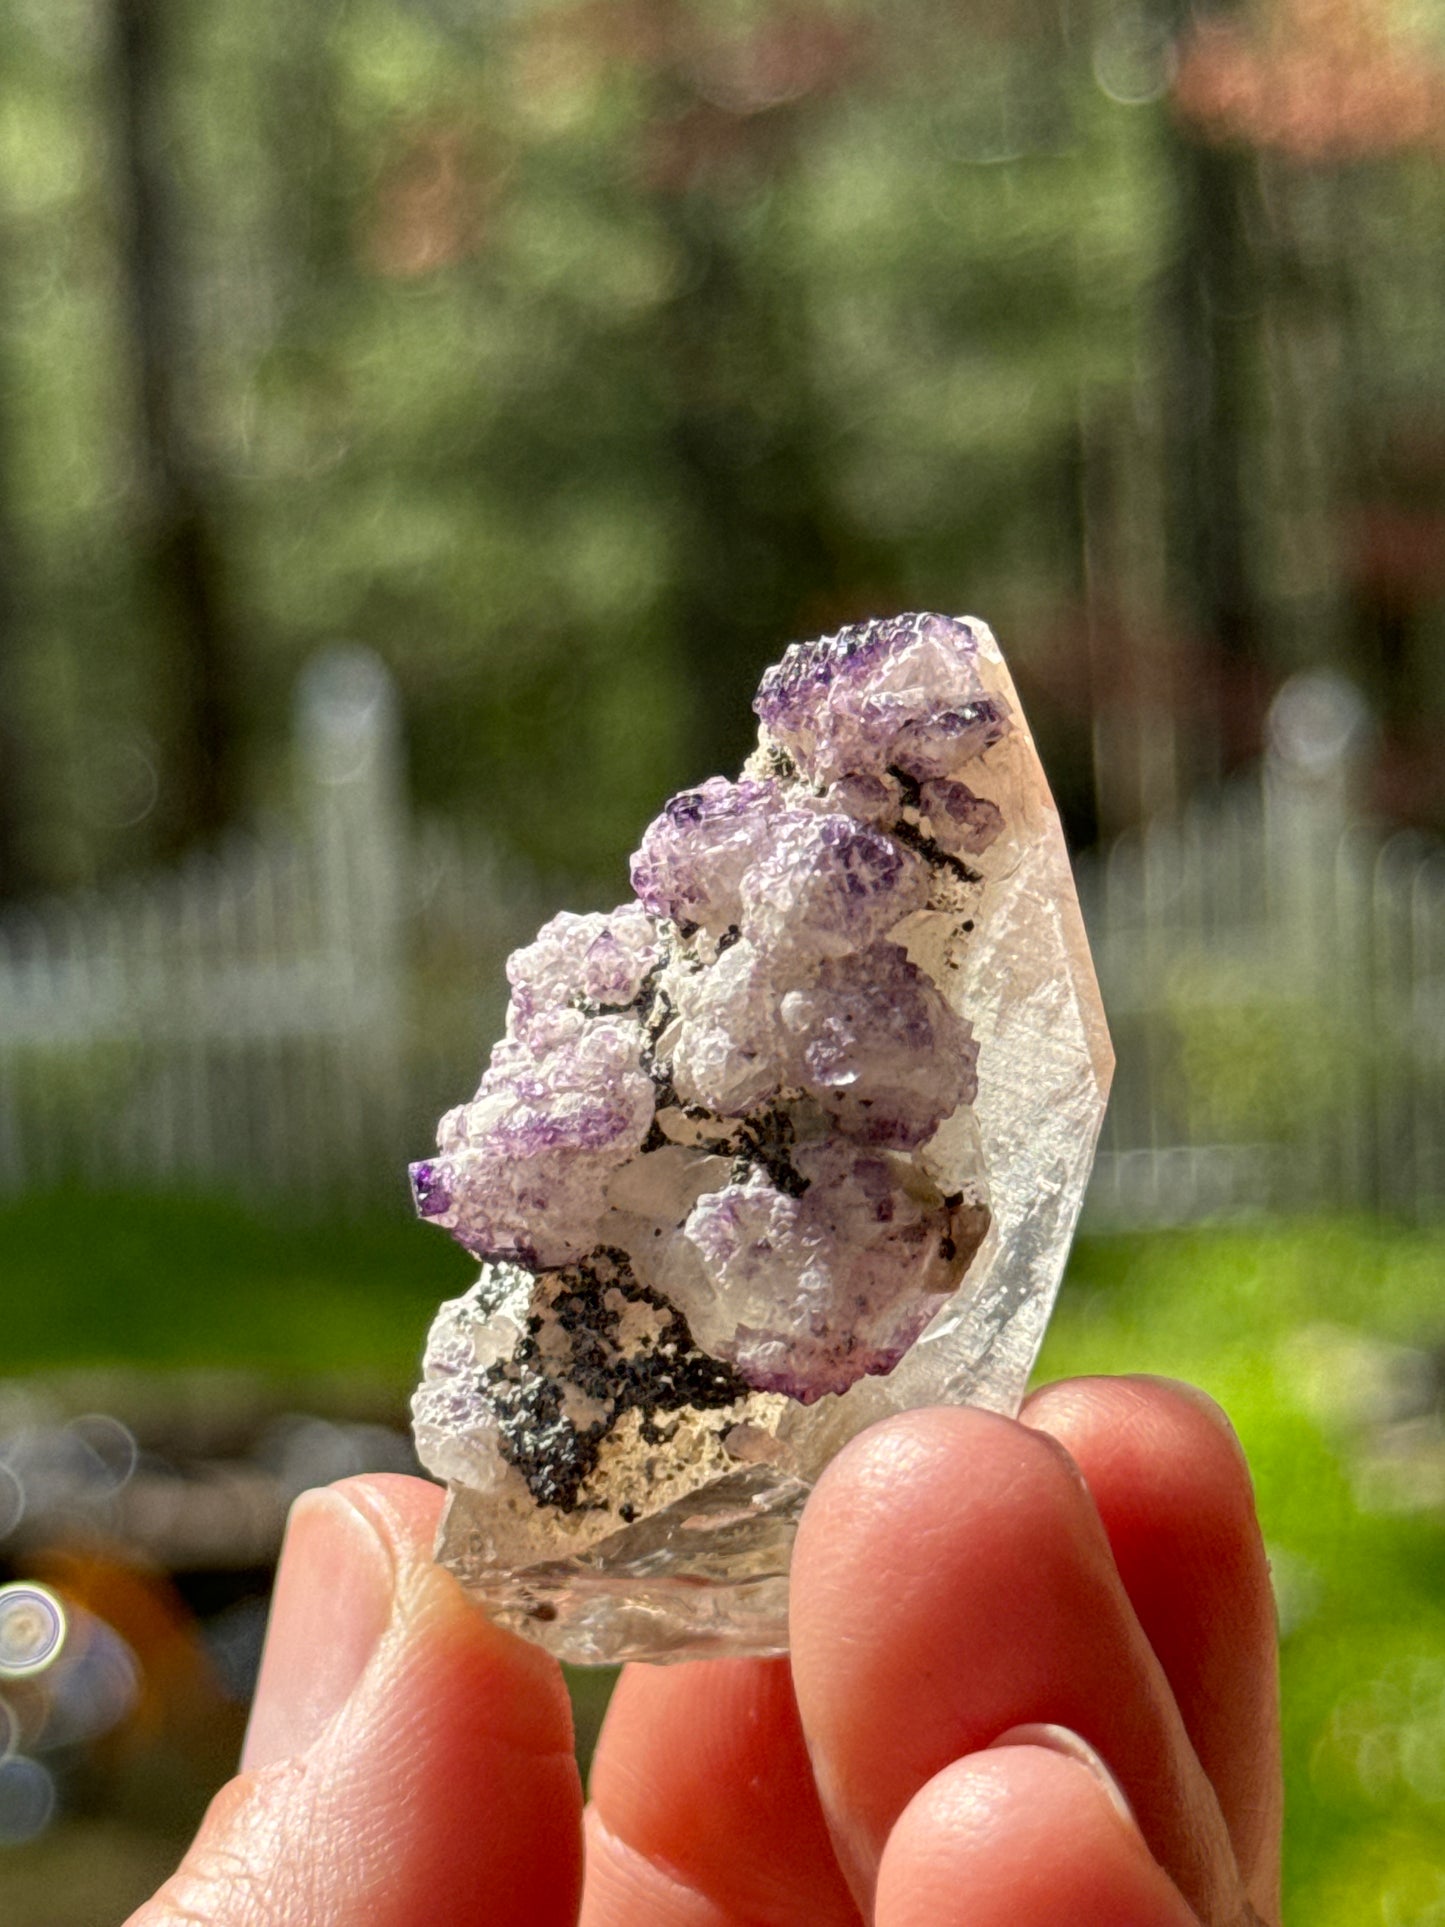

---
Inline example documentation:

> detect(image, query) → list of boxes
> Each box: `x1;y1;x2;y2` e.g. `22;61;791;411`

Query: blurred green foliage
4;1194;1444;1919
2;0;1442;896
0;0;1146;881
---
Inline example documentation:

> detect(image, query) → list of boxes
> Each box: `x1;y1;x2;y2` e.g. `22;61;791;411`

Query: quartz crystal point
410;614;1112;1663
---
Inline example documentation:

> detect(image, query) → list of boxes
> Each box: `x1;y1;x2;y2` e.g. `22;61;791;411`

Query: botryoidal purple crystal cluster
410;615;1112;1663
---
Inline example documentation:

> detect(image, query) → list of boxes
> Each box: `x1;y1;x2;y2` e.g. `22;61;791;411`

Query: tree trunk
111;0;241;852
1162;104;1267;779
0;510;35;902
0;281;37;903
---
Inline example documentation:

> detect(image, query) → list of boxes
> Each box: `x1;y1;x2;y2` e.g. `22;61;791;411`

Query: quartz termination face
410;614;1112;1664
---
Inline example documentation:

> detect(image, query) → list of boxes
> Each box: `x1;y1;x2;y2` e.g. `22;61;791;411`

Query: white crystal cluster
411;615;1112;1662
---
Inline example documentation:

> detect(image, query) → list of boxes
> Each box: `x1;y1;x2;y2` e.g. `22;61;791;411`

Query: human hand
127;1376;1280;1926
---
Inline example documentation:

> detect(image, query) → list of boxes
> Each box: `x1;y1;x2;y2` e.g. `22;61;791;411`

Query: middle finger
789;1404;1244;1921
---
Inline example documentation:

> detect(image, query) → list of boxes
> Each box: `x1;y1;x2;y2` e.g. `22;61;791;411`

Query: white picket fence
1;657;1441;1224
0;650;549;1211
1078;679;1445;1225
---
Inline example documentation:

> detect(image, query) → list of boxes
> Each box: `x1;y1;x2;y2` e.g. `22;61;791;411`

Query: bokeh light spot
0;1584;68;1679
0;1757;56;1847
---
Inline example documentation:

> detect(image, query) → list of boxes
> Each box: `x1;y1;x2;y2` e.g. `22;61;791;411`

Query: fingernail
987;1723;1135;1827
241;1487;395;1771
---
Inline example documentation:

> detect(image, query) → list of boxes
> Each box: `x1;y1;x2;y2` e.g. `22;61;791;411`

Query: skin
127;1376;1280;1927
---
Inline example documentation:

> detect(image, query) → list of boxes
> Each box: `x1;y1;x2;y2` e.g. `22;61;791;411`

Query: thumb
126;1474;584;1927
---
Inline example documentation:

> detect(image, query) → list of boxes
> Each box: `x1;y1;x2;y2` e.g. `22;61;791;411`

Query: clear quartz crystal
410;614;1113;1663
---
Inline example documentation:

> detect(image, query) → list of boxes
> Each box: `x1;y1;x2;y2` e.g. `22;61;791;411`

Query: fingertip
1024;1374;1251;1483
1019;1373;1269;1630
797;1403;1082;1572
875;1744;1200;1927
326;1471;448;1555
987;1723;1135;1825
792;1402;1096;1664
140;1472;584;1926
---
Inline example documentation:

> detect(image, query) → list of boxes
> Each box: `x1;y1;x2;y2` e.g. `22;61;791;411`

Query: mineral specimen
410;614;1112;1663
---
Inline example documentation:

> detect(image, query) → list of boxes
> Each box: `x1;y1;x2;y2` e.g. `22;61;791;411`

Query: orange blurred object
1174;0;1445;158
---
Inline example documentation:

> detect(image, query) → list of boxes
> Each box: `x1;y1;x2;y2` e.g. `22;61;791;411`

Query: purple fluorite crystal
672;1142;989;1403
414;636;986;1373
410;612;1112;1664
753;612;1012;783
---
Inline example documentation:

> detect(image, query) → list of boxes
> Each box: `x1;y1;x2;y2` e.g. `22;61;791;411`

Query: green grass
0;1189;471;1380
3;1195;1444;1921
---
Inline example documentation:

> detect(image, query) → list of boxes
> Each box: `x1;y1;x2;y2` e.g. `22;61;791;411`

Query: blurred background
0;0;1442;1917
